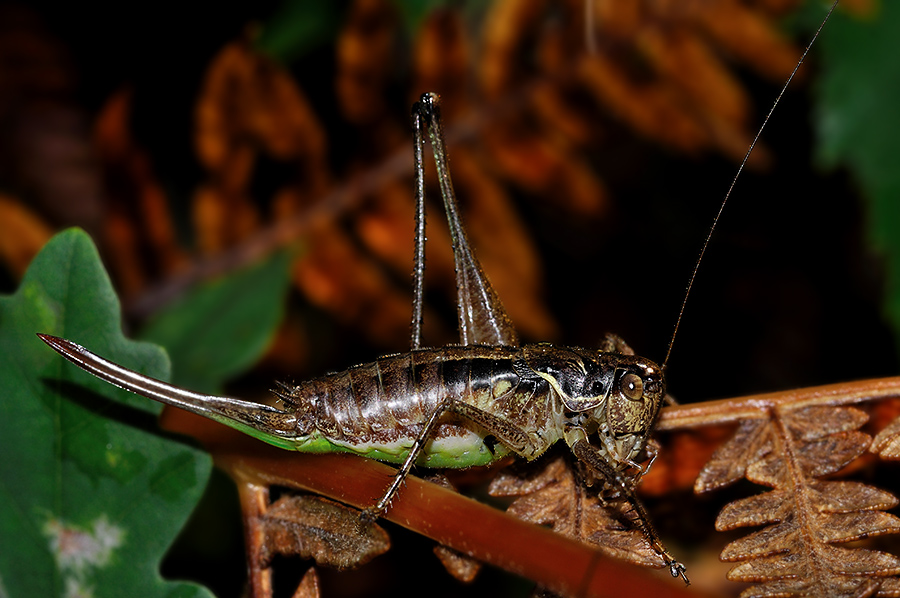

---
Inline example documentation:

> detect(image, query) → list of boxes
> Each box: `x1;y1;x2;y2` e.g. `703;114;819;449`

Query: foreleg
568;431;689;584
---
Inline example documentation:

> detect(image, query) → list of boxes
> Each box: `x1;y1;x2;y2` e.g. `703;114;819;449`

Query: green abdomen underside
277;346;553;468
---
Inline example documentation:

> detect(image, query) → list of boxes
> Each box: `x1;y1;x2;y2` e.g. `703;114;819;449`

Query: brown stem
160;408;697;598
236;479;273;598
158;376;900;596
657;376;900;431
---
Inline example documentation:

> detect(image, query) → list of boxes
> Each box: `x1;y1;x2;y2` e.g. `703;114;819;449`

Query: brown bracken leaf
694;419;772;493
94;88;187;297
292;218;414;348
871;414;900;459
106;0;815;355
489;455;666;569
697;405;900;597
291;568;321;598
0;193;52;277
258;494;390;570
426;474;483;583
336;0;396;127
433;546;481;584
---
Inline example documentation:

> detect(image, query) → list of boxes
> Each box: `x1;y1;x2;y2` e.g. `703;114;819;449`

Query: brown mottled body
274;341;666;476
277;345;564;466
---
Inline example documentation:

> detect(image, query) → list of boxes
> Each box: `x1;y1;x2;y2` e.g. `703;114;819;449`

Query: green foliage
255;0;341;62
254;0;463;62
390;0;452;35
808;2;900;346
0;229;214;598
139;250;293;394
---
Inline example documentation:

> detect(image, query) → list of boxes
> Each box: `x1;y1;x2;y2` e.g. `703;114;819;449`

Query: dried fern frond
257;494;390;569
696;405;900;597
426;474;484;583
489;455;667;570
871;411;900;459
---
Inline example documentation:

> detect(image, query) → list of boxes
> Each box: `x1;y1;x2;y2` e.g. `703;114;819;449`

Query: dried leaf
695;419;772;493
292;220;412;347
479;0;549;99
697;1;802;82
716;490;790;532
258;494;390;570
717;481;899;532
784;405;869;442
640;27;748;130
809;481;900;514
95;88;186;296
746;430;870;485
723;511;900;562
93;87;134;164
355;181;455;286
0;194;52;277
103;208;147;297
638;27;758;163
483;122;609;217
192;184;261;254
872;416;900;459
433;545;481;584
819;512;900;543
702;405;900;596
877;576;900;597
335;0;396;125
412;8;469;117
641;427;733;496
725;545;900;580
735;576;880;598
577;53;710;155
792;431;871;477
292;568;321;598
721;516;800;561
489;456;666;569
529;83;596;148
194;39;328;196
426;474;483;583
451;147;558;340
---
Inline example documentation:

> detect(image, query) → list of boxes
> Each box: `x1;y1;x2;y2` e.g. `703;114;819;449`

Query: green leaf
809;3;900;345
255;0;342;63
387;0;490;40
138;250;293;395
0;229;213;598
390;0;449;35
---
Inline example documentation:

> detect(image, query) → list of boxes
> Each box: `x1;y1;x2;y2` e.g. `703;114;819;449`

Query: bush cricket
37;2;844;589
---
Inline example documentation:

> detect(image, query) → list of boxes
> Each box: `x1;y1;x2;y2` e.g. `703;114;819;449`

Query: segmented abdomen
279;345;557;467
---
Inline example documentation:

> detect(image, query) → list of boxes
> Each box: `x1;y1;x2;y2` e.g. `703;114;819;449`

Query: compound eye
621;372;643;401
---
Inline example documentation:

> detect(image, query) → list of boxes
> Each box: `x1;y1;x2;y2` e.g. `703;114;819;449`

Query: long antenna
662;0;839;370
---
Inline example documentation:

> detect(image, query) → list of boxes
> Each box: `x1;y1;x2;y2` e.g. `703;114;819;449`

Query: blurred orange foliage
0;0;832;376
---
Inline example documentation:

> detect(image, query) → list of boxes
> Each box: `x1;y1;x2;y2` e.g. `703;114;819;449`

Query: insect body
275;344;663;470
41;337;662;472
39;92;682;580
36;1;847;589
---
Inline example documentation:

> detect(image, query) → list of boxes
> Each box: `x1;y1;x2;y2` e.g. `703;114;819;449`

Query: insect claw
668;559;690;586
359;507;380;525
